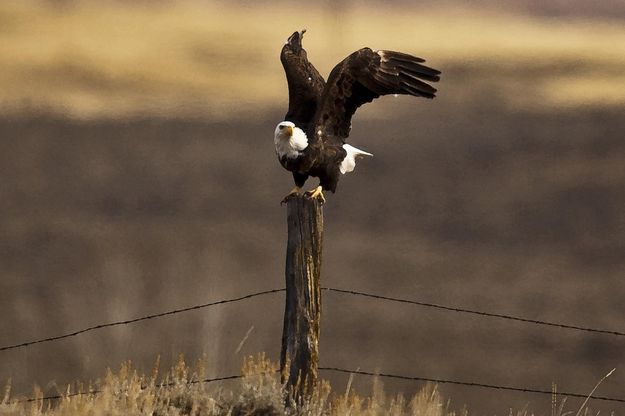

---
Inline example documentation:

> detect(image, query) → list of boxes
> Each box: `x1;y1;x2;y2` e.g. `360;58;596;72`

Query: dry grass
0;354;459;416
2;1;625;118
0;354;604;416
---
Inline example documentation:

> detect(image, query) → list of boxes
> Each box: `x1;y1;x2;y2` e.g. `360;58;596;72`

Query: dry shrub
0;354;583;416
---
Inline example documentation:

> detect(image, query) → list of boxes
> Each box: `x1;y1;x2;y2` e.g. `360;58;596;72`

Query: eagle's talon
304;186;326;204
280;195;293;205
281;187;302;205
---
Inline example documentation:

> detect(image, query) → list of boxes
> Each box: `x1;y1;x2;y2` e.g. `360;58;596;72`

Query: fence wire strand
3;286;625;354
15;374;243;404
322;287;625;337
4;286;625;354
4;286;625;406
0;288;285;352
13;368;625;405
319;367;625;403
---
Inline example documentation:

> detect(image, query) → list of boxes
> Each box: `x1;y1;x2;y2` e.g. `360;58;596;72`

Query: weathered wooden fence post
280;195;323;400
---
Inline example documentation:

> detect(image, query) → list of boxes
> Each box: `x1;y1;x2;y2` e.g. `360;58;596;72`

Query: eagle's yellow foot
281;186;302;205
304;186;326;204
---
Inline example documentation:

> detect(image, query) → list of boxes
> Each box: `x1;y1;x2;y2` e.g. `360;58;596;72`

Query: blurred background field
1;1;625;414
3;0;625;118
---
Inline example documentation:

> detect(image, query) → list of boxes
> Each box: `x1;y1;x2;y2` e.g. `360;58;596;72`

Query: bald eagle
275;30;440;203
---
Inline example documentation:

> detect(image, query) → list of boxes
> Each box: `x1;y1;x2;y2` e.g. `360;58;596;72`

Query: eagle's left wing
310;47;440;143
281;30;326;132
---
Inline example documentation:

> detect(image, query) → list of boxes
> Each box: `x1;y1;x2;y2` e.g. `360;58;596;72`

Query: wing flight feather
310;48;440;143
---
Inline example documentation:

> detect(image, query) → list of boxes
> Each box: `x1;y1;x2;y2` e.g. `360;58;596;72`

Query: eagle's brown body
277;30;441;197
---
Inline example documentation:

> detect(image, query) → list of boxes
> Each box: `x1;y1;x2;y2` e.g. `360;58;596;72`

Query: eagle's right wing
311;47;440;144
281;30;326;132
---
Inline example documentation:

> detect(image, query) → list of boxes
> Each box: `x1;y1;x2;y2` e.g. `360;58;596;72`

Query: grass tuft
0;354;609;415
0;353;452;415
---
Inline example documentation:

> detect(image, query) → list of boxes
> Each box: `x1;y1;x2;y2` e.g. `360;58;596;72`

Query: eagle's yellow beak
285;125;293;136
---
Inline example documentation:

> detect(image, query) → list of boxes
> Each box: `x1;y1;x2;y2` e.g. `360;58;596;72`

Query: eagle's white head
274;121;308;159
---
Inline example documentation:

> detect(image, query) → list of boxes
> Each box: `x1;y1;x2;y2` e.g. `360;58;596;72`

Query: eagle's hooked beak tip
287;30;306;48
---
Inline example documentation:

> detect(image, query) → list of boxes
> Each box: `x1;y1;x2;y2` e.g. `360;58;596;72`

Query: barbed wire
322;287;625;337
12;367;625;405
319;367;625;404
14;374;243;404
0;288;285;352
3;286;625;354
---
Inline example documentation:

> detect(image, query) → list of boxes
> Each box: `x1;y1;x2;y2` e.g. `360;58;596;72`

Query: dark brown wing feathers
311;47;440;142
280;31;326;131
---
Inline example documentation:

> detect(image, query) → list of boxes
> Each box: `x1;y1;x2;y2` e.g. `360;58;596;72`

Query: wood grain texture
280;195;324;399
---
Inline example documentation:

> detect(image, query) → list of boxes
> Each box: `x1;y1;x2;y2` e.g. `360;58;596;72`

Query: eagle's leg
280;186;301;205
304;185;326;204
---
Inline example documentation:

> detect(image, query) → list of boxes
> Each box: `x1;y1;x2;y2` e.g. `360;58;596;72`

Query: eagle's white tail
340;144;373;174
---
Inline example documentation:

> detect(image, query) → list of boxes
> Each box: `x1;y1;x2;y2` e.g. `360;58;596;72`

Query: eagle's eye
279;125;285;130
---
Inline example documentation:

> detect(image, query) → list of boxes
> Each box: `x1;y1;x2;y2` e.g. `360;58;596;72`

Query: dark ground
1;91;625;414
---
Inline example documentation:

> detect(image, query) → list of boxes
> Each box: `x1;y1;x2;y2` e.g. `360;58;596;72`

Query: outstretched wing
310;48;440;143
280;30;326;132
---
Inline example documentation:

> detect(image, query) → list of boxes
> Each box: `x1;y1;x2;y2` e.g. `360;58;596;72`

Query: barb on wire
322;287;625;337
319;367;625;404
0;289;285;352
